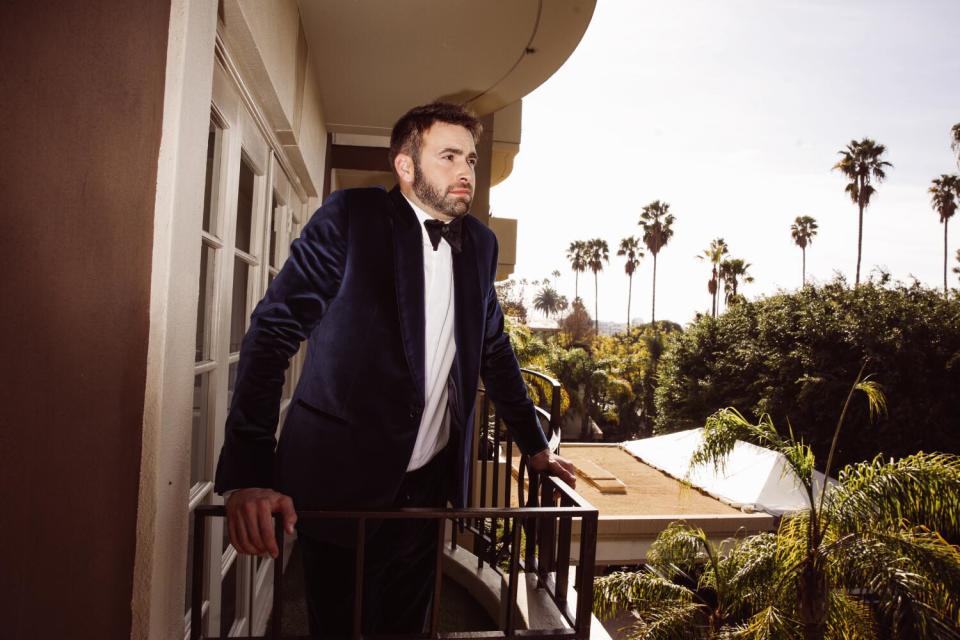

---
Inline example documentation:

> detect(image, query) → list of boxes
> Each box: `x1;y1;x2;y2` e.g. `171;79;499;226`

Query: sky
489;0;960;326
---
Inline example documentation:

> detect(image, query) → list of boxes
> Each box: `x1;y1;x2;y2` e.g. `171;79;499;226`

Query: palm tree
697;238;728;318
718;258;753;306
833;138;893;286
532;285;561;319
595;523;777;638
596;372;960;639
688;371;960;640
566;241;587;300
639;201;675;325
585;238;609;334
952;122;960;168
791;216;819;286
617;236;644;330
929;174;959;295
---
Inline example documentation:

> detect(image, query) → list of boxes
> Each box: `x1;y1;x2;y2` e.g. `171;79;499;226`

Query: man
214;102;576;635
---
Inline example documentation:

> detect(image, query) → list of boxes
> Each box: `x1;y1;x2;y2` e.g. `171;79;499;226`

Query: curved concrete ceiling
298;0;595;135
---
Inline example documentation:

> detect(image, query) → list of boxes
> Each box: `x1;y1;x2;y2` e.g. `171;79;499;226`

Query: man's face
411;122;477;220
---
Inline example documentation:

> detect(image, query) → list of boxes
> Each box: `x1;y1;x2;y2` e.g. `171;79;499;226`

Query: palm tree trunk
855;184;865;286
802;246;807;286
626;273;633;331
945;218;949;296
574;271;579;300
651;254;658;325
594;270;599;334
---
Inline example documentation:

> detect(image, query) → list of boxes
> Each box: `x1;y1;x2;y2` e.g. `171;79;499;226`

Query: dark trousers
298;449;450;637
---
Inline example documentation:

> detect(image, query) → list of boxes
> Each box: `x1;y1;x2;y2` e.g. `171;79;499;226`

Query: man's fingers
258;500;279;558
242;501;267;554
232;510;256;555
276;495;298;535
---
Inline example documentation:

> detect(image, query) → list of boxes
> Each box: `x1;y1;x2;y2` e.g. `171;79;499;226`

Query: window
185;59;308;638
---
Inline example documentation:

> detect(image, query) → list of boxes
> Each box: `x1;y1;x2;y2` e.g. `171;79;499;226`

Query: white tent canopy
622;429;830;516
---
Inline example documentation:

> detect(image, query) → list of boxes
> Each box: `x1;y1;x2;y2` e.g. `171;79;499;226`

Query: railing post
190;512;205;640
574;512;599;639
353;518;365;640
538;476;557;584
429;517;446;637
505;514;523;635
270;517;284;639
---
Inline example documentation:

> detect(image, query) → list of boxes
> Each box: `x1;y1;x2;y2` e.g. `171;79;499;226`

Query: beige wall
0;1;171;638
223;0;327;197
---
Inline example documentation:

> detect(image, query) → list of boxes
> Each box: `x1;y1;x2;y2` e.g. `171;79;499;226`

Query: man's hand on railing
224;488;298;558
528;449;577;489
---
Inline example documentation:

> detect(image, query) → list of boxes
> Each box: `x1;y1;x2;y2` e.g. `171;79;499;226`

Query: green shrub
654;278;960;469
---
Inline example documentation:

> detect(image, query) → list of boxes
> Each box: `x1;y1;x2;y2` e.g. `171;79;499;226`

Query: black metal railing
189;369;598;639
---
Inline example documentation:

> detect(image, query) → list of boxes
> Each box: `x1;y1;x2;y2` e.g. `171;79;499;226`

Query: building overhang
298;0;595;134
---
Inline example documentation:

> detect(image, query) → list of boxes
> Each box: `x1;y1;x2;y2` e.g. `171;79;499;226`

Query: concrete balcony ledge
443;545;612;640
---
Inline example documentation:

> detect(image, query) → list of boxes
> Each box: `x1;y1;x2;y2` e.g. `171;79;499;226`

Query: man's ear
394;153;414;186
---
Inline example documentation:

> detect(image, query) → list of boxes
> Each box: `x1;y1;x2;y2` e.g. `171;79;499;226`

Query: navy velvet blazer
214;186;548;514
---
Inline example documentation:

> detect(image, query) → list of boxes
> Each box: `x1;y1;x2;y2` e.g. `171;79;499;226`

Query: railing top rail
519;368;561;390
196;503;597;520
543;476;597;513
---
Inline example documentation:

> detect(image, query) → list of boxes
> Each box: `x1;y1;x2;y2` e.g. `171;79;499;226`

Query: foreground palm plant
594;367;960;639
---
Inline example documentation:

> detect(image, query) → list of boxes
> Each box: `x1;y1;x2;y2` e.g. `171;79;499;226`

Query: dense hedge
654;280;960;470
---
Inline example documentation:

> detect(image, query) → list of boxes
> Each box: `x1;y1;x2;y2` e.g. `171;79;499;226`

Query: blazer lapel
388;187;426;402
452;217;483;420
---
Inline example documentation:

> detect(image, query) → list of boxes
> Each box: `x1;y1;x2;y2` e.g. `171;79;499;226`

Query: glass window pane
230;258;249;353
235;156;255;254
191;373;210;486
269;193;278;268
202;121;220;235
195;244;215;362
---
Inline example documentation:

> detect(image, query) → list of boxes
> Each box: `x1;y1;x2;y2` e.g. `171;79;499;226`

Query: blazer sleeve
214;192;349;492
478;237;550;457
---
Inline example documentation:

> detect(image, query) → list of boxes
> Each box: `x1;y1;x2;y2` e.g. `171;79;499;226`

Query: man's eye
467;158;477;167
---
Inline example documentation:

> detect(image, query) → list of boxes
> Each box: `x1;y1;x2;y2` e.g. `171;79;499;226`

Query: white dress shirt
403;195;457;471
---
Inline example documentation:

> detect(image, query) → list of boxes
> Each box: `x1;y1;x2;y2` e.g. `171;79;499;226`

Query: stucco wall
0;1;170;638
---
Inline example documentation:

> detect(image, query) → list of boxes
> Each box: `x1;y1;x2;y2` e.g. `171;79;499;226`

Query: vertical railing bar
353;518;366;640
555;513;572;604
451;515;459;551
476;394;490;568
190;511;205;640
504;432;514;561
429;517;446;637
574;513;598;639
505;514;524;635
491;410;501;566
248;556;254;637
270;517;284;640
524;471;540;571
538;476;556;585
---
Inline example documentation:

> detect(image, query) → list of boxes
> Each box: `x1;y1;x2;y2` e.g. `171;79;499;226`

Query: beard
413;159;472;218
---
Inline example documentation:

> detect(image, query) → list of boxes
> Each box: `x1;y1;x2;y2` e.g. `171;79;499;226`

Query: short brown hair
388;102;482;171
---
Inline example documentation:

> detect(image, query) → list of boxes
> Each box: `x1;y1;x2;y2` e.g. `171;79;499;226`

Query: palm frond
825;590;877;640
829;529;960;638
828;452;960;538
727;605;802;640
628;600;710;640
647;522;716;579
593;569;694;621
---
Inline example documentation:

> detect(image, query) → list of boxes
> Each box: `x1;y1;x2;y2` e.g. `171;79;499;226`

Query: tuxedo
214;185;548;533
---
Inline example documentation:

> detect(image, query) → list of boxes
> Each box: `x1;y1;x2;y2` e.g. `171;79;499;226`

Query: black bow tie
423;217;463;254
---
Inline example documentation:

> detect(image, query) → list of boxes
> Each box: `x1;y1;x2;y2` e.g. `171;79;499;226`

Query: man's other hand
528;449;577;489
225;488;297;558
